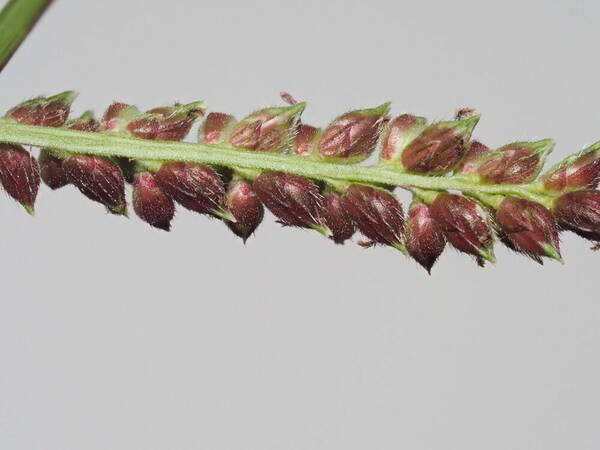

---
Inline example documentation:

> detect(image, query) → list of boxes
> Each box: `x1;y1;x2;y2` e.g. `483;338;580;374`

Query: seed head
404;201;446;273
39;150;68;190
155;162;227;218
477;139;554;184
380;114;427;162
341;184;405;250
225;178;264;242
431;193;495;263
401;115;479;174
553;190;600;242
101;102;140;132
63;155;127;215
201;112;237;144
253;171;326;232
456;140;489;174
0;143;40;213
229;103;305;152
292;124;319;156
127;101;206;141
496;196;561;261
316;103;390;163
132;172;175;231
6;91;77;127
322;193;356;244
66;110;100;132
541;141;600;192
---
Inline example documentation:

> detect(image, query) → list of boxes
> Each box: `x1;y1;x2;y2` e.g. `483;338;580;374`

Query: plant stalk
0;0;51;72
0;119;554;206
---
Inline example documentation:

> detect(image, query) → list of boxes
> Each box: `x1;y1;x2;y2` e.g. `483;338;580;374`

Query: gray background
0;0;599;448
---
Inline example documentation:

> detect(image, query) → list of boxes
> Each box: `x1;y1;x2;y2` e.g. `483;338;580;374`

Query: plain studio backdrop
0;0;599;449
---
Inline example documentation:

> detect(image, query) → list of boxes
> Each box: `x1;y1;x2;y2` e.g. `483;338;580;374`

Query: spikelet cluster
3;91;600;273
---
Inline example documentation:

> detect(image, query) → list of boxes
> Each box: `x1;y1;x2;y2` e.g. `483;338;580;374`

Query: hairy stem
0;119;554;206
0;0;51;72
